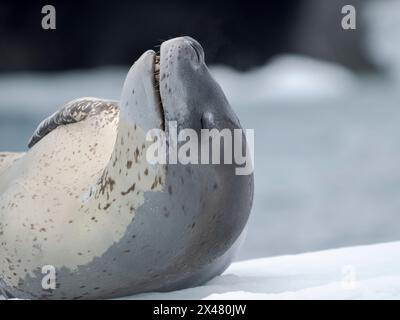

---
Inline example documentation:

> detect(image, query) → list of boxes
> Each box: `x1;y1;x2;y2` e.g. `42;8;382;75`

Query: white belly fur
0;109;165;287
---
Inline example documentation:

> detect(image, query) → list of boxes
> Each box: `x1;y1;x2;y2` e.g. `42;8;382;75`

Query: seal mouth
154;53;165;130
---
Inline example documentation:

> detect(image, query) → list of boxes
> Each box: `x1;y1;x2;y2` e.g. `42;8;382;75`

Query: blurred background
0;0;399;260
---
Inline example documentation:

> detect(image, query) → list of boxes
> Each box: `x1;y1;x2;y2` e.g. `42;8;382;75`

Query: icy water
237;86;400;259
0;113;40;152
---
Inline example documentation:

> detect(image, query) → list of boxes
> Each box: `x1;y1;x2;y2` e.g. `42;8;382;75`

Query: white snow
2;241;399;300
127;241;400;300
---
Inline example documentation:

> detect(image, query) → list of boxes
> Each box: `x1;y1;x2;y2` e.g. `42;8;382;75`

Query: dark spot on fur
98;171;115;194
121;183;136;196
127;161;133;169
151;177;158;190
134;148;140;162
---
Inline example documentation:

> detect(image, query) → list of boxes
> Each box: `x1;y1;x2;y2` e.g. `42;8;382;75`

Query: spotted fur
0;95;165;291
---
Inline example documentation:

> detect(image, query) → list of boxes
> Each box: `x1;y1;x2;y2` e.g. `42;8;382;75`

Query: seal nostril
184;37;204;64
190;43;201;62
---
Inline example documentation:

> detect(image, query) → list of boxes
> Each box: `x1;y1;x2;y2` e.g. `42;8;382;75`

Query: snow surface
127;241;400;300
2;241;399;300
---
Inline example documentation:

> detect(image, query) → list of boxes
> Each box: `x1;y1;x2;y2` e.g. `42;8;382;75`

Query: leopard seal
0;36;254;299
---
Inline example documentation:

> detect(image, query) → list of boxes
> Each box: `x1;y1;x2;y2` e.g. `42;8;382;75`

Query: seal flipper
27;98;119;148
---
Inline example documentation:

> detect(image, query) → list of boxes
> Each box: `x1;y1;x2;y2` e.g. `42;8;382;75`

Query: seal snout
182;36;205;65
160;36;205;69
157;36;216;129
